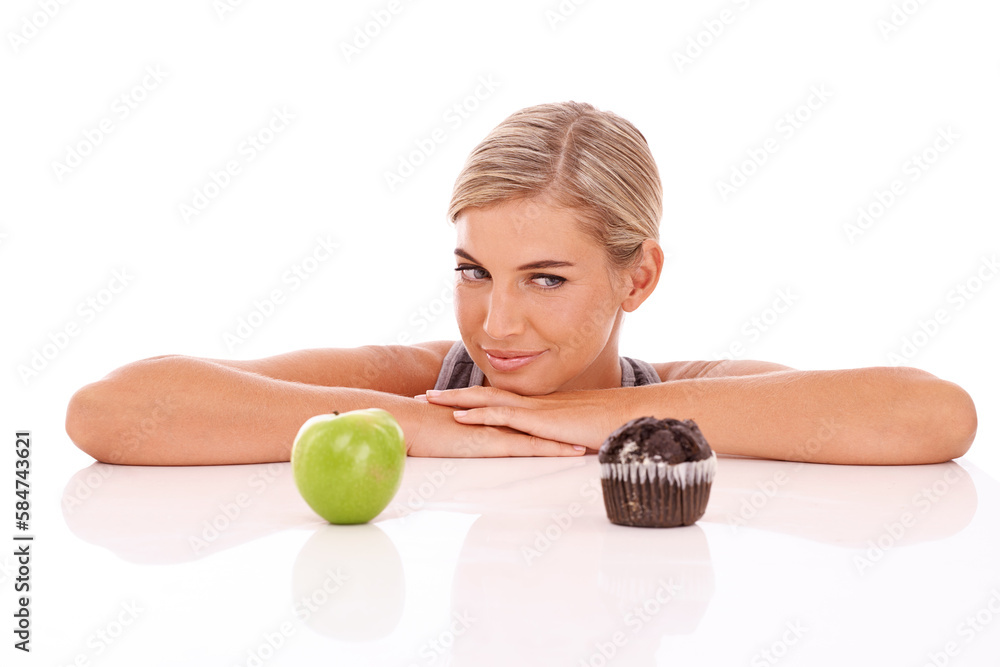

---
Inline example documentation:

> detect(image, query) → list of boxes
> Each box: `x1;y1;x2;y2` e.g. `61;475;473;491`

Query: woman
65;102;977;466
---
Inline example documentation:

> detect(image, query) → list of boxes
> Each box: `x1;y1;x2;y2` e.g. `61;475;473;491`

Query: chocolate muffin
598;417;716;527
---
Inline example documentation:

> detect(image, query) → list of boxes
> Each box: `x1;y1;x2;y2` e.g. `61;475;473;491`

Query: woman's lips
484;350;545;371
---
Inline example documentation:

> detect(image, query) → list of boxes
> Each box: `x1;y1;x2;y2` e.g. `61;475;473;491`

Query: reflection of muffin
598;417;716;527
597;522;715;638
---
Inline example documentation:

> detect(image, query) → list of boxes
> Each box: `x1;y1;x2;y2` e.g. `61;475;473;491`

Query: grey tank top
433;340;661;391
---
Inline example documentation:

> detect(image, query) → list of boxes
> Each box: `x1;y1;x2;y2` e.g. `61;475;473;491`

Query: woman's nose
483;288;524;338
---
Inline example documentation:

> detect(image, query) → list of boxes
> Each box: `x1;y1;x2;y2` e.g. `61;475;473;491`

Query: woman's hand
413;385;628;453
404;395;588;458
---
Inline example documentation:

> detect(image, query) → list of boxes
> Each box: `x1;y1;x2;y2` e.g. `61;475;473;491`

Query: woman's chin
486;376;563;396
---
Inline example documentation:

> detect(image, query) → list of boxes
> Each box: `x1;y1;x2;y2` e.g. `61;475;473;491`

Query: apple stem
331;411;340;415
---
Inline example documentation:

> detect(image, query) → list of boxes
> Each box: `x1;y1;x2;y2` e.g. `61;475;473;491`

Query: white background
1;0;999;663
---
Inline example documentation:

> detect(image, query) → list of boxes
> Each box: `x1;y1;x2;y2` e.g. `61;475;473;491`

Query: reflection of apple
292;524;405;640
292;409;406;524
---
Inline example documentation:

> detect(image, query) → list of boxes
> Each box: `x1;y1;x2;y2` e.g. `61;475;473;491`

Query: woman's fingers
491;428;587;457
452;405;576;449
406;400;585;458
418;386;525;409
443;426;584;458
415;421;585;458
452;404;517;426
416;386;614;450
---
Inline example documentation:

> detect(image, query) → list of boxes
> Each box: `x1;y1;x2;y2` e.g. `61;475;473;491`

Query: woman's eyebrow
454;248;576;271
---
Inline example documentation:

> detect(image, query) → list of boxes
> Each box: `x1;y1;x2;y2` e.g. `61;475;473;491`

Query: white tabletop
43;453;1000;666
4;2;999;664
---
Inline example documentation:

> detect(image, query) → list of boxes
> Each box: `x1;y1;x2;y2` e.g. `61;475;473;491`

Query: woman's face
453;196;634;394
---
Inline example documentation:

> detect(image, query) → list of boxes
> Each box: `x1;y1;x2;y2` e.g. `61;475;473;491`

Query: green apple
292;408;407;524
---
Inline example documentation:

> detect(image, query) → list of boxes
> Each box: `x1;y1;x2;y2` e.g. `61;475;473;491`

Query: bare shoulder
409;339;458;362
651;359;795;382
380;339;457;395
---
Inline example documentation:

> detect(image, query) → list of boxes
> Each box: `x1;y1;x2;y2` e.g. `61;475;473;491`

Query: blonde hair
447;101;662;284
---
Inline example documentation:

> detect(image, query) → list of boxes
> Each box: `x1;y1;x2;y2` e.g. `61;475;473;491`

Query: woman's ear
621;240;664;313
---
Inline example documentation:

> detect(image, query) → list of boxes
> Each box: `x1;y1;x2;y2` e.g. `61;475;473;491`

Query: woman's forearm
65;356;424;466
622;366;977;465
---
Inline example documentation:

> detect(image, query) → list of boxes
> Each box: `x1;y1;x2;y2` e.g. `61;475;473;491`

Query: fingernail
573;446;586;452
413;395;427;401
426;389;443;396
453;410;468;417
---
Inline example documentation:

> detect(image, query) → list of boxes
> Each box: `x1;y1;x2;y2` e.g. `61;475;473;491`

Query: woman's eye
455;266;488;281
533;275;565;288
454;266;565;289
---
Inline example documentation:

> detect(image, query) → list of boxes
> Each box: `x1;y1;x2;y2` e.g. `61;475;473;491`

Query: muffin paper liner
600;453;716;527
